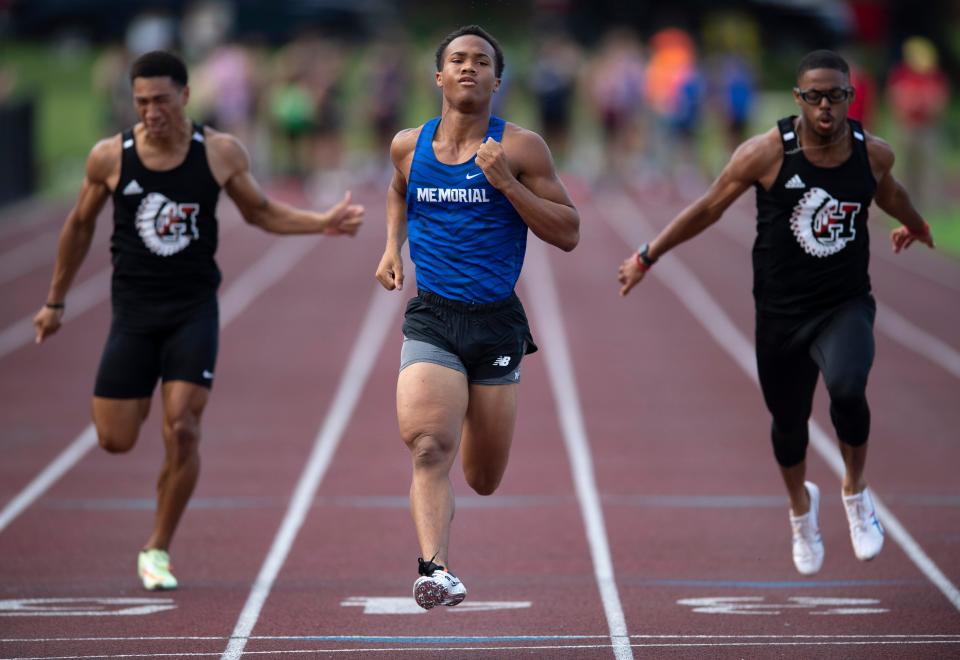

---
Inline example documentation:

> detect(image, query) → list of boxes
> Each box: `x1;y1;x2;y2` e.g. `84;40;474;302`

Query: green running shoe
138;549;178;590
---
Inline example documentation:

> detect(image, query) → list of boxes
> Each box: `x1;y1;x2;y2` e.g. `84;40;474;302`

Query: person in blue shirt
375;25;579;610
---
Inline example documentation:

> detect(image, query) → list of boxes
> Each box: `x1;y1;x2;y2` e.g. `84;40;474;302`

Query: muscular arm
34;137;116;343
477;127;579;251
618;129;781;296
867;135;934;252
375;129;417;291
211;132;362;236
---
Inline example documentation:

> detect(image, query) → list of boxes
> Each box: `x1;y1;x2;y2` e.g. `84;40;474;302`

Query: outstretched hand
891;222;934;254
324;191;364;236
33;306;64;344
617;252;647;297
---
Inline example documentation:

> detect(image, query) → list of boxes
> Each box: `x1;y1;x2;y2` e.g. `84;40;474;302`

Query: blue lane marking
628;578;918;589
256;635;601;644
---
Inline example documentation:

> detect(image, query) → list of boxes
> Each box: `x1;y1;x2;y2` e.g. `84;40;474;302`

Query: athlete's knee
464;468;502;496
826;371;869;411
771;420;809;468
97;428;137;454
164;418;200;461
407;432;455;470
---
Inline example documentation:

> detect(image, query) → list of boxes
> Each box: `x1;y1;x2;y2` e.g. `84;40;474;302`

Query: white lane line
0;426;98;533
875;300;960;379
0;268;111;360
7;633;960;643
0;231;60;286
603;190;960;613
220;285;402;660
523;238;633;660
705;202;960;379
0;209;245;362
7;639;960;659
0;236;321;535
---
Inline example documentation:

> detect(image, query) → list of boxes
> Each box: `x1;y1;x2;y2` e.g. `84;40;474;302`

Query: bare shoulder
502;122;548;152
88;134;122;181
733;128;782;167
204;126;249;163
390;127;421;162
203;126;250;185
502;122;552;175
727;127;783;183
864;131;895;172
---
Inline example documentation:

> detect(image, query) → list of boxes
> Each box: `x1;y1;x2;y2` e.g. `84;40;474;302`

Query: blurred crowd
67;1;954;209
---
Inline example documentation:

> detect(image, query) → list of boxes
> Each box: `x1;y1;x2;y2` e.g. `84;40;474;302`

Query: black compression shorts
94;297;219;398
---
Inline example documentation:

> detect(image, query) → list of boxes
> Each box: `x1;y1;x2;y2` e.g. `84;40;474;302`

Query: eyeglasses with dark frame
794;87;854;105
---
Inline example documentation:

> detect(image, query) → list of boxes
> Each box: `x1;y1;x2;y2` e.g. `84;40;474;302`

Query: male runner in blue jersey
33;51;363;590
618;51;934;575
375;25;579;609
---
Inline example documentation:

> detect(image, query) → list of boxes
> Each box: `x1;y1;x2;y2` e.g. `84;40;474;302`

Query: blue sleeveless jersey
406;116;527;303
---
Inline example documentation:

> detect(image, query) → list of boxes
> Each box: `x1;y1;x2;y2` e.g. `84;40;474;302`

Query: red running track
0;178;958;659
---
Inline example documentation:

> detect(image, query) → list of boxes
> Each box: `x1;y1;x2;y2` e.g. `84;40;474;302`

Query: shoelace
418;556;445;577
847;498;872;535
791;514;818;542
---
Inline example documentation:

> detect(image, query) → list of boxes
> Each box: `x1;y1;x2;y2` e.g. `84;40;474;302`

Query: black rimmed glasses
794;86;854;105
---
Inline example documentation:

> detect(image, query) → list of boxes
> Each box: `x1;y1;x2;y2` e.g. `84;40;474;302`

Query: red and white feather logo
135;193;200;256
790;187;861;258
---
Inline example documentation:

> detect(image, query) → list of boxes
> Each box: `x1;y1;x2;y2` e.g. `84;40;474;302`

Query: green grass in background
1;42;103;198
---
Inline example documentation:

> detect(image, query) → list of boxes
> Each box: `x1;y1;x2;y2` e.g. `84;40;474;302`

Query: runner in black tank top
617;51;934;576
753;116;875;318
33;51;364;592
111;122;221;327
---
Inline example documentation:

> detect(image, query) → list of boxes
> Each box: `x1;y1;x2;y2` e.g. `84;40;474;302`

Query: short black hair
130;50;188;87
797;50;849;81
435;25;504;78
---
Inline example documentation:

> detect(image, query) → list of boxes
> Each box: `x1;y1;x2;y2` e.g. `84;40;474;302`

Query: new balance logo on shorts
492;356;511;367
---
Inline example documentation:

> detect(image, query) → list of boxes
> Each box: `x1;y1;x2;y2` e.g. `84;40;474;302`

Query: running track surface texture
1;176;959;660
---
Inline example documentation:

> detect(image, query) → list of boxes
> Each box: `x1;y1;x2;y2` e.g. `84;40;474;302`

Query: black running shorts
94;297;219;398
401;289;537;383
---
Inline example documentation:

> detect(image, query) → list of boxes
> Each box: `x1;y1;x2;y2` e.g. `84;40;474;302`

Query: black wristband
637;243;657;267
45;302;65;310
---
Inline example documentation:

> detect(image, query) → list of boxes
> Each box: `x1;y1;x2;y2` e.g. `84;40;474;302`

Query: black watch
637;243;657;267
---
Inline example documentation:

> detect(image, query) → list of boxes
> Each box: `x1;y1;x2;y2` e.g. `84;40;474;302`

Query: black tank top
111;123;221;325
752;116;876;317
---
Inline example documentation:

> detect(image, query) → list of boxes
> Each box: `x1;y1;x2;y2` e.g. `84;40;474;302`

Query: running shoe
789;481;824;575
843;487;884;561
138;548;178;591
413;557;466;610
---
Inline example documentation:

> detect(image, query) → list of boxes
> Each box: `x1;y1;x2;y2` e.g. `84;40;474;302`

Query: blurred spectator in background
886;36;950;209
645;27;702;194
703;12;759;154
529;30;581;164
196;43;262;149
269;37;320;179
587;28;646;180
125;10;178;55
714;54;755;152
303;38;348;204
362;33;411;184
846;57;876;129
93;44;137;132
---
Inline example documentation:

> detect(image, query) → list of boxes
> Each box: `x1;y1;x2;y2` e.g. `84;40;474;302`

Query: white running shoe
789;481;824;575
138;548;178;590
843;487;884;561
413;558;466;610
